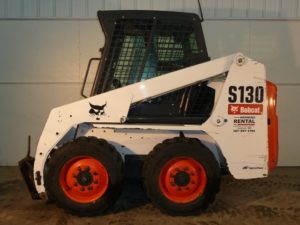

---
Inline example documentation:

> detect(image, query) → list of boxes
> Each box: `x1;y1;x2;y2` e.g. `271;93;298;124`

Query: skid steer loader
19;9;278;216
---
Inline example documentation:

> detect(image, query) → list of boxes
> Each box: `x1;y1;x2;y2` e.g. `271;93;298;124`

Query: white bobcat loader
19;9;278;216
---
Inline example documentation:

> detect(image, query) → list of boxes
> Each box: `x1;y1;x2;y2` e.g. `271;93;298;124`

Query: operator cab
83;10;215;124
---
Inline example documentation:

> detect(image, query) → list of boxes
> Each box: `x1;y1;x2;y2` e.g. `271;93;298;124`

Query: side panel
205;56;268;179
76;126;224;166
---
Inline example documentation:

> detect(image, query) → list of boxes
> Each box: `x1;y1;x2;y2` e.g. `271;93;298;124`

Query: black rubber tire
143;137;221;216
44;136;124;216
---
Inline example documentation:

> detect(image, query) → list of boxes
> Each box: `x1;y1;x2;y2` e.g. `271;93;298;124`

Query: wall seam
69;0;73;18
20;0;24;18
118;0;121;10
263;0;267;18
53;0;56;17
230;0;234;18
4;0;7;17
296;0;299;18
36;0;40;18
85;0;89;17
215;0;218;18
150;0;154;10
246;0;250;18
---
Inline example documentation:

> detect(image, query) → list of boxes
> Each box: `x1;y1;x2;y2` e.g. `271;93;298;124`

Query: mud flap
18;156;41;200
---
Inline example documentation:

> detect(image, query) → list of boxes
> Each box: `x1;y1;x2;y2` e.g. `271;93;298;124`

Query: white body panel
33;53;268;195
76;126;223;164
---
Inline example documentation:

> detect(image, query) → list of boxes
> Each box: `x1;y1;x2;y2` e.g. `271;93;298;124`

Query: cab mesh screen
98;18;200;93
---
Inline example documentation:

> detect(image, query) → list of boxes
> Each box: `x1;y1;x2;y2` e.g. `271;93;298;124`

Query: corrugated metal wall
0;0;300;20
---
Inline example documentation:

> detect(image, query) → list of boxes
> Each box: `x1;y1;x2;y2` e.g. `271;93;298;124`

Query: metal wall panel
72;0;88;18
136;0;151;10
216;0;232;18
232;0;248;18
169;0;184;12
265;0;281;18
0;83;82;165
249;0;264;18
153;0;170;11
23;0;38;18
184;0;199;15
104;0;121;10
55;0;70;18
78;20;104;80
277;85;300;166
6;0;22;18
201;0;217;18
281;0;298;19
120;0;136;10
1;0;300;20
40;0;54;18
0;0;5;17
0;21;80;83
298;0;300;17
89;0;105;18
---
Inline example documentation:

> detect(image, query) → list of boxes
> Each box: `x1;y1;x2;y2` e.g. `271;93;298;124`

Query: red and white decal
228;104;263;115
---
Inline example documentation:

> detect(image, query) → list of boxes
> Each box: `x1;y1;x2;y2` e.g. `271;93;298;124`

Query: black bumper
18;156;41;200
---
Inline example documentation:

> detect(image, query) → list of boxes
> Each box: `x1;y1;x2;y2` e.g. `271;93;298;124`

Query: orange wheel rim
59;156;109;203
159;157;207;203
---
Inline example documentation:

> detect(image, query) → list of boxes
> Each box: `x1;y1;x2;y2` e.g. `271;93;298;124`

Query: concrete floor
0;167;299;225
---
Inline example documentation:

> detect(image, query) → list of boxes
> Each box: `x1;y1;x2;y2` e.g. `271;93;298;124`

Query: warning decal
228;104;263;115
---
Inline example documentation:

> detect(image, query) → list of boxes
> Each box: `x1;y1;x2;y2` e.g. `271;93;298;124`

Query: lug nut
170;182;175;187
177;187;182;191
175;168;180;172
87;186;93;191
191;180;195;184
74;182;78;187
85;166;90;171
94;180;98;184
183;167;189;171
93;171;98;176
81;187;85;191
190;172;195;176
77;167;82;171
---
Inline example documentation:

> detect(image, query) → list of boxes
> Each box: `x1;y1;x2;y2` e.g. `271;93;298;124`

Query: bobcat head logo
230;105;239;114
89;102;107;120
